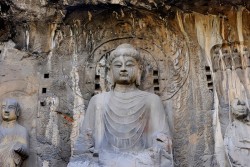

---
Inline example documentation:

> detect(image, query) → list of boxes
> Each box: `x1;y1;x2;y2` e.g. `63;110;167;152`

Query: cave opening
0;2;10;13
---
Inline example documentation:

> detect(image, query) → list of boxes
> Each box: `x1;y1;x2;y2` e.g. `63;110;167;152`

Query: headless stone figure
224;98;250;167
69;44;173;167
0;99;29;167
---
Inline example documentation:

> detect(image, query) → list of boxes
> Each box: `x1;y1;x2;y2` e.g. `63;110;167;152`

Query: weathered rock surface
0;0;249;167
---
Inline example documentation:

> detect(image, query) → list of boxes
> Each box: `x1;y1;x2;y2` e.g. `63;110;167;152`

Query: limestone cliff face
0;1;249;167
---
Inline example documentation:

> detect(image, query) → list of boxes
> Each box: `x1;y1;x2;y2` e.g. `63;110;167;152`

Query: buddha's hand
13;142;29;159
13;142;23;153
154;133;172;154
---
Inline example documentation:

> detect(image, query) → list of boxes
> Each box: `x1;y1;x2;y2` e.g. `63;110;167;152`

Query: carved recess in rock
224;98;250;167
0;42;38;167
210;42;250;136
74;8;189;101
211;42;249;71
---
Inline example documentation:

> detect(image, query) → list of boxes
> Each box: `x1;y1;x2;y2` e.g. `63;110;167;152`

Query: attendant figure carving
69;44;173;167
231;44;242;70
222;45;232;70
212;45;222;72
224;98;250;167
243;46;250;67
0;99;29;167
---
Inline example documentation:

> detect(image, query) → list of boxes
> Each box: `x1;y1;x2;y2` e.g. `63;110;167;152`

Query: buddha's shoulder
89;92;110;101
15;124;28;134
138;90;161;101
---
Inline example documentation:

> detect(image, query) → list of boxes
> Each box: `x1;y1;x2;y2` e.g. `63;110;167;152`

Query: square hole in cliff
205;66;210;72
42;88;47;93
154;87;159;91
40;101;46;106
153;79;159;85
153;70;158;76
95;84;100;90
44;73;49;78
206;75;212;81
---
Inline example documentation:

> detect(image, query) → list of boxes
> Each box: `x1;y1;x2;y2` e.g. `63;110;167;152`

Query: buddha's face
1;99;18;121
111;55;140;85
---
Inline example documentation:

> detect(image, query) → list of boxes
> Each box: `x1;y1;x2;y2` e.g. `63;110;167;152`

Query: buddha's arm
14;128;29;159
149;94;170;135
73;96;96;155
149;94;172;152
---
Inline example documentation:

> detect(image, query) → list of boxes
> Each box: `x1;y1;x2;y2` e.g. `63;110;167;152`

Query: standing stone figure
68;44;173;167
0;99;29;167
224;98;250;167
243;46;250;67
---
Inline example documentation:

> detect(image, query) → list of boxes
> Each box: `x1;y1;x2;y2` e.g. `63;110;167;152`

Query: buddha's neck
1;120;17;128
114;83;137;93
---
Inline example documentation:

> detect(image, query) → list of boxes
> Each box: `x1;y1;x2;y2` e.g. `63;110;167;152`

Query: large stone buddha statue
68;44;173;167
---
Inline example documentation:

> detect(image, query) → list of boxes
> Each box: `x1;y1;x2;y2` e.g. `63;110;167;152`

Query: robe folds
70;89;173;167
224;119;250;167
0;123;29;167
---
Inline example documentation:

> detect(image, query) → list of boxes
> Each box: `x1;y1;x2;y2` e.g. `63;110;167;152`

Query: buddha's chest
100;93;150;150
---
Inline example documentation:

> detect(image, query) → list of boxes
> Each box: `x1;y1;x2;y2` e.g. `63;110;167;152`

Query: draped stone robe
224;119;250;167
0;122;29;167
71;89;172;167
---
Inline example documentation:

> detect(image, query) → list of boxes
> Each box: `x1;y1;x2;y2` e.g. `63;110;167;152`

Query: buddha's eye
126;61;135;67
126;63;135;67
8;106;15;110
1;105;5;109
113;63;122;68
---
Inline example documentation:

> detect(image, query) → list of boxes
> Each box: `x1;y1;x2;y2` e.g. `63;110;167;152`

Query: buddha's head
108;43;142;87
1;98;20;122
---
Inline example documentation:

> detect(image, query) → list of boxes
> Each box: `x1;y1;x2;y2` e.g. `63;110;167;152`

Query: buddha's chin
2;117;9;121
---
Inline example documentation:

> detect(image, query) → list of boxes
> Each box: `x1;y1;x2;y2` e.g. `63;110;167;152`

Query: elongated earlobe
15;103;20;117
108;69;115;88
136;69;141;86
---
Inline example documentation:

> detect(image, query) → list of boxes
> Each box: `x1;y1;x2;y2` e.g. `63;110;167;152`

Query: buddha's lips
119;73;128;77
4;112;10;116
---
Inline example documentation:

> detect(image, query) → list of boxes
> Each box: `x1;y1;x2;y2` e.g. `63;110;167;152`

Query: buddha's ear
136;68;142;86
108;69;115;87
15;102;21;117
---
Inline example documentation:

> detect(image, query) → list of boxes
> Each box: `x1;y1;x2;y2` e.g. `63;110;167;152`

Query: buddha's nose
121;65;127;72
3;110;10;116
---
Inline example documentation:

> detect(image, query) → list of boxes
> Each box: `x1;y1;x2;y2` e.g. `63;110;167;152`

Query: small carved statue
222;45;232;70
224;98;250;167
0;99;29;167
231;44;242;70
69;44;173;167
212;45;222;72
243;46;250;67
